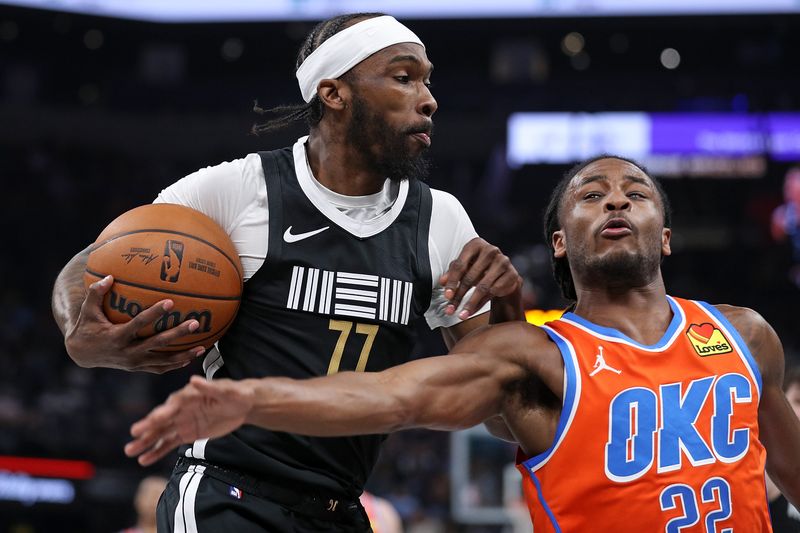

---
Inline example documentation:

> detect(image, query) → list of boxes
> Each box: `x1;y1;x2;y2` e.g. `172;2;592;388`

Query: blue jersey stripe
530;471;562;532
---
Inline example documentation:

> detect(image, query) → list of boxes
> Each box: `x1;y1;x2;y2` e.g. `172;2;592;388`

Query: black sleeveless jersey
182;147;433;498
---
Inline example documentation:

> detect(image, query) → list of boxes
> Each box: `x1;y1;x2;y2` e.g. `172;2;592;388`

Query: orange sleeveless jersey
516;296;771;532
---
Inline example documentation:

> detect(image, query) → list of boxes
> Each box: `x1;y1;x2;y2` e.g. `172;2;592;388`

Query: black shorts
157;458;372;532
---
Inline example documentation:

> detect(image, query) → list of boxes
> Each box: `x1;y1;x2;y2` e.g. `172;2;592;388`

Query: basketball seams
84;270;241;352
84;269;241;301
92;228;243;283
85;203;243;353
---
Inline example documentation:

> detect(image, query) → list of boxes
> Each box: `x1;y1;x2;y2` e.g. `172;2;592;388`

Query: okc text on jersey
605;373;752;482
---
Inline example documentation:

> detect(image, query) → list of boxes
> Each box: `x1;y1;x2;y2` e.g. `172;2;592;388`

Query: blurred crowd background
1;2;799;531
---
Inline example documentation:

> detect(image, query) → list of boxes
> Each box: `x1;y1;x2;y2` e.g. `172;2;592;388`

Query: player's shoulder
171;153;263;187
713;303;768;331
430;187;466;212
713;303;780;352
429;188;473;231
219;152;264;179
155;153;268;220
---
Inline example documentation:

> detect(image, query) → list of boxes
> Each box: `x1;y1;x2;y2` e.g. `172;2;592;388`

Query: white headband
296;15;424;103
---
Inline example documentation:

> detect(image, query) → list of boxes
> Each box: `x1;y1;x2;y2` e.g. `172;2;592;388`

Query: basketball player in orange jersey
53;13;523;532
126;155;800;531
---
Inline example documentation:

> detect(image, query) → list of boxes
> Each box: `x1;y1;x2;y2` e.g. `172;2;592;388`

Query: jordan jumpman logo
590;346;622;377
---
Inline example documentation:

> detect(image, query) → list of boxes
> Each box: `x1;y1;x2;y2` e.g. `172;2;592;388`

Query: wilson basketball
84;203;243;352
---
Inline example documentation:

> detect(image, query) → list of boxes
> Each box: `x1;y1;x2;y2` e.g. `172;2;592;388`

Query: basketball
84;203;243;352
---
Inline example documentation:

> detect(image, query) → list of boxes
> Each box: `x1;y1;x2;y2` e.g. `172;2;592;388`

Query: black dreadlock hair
251;12;385;135
542;154;673;302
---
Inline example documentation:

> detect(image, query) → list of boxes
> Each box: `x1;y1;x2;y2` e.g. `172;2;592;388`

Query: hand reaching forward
125;376;254;466
440;237;522;319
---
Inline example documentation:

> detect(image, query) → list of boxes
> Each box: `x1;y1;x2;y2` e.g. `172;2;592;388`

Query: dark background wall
1;4;798;531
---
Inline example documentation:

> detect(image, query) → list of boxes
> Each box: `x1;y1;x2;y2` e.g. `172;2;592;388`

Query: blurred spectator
765;366;800;532
361;491;404;533
771;167;800;287
117;476;167;533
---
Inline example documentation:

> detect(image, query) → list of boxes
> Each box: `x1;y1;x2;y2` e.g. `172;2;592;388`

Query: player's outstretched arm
722;305;800;507
52;246;204;373
125;322;541;466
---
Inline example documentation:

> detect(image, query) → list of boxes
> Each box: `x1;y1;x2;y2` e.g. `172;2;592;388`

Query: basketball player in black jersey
52;13;523;532
125;156;800;529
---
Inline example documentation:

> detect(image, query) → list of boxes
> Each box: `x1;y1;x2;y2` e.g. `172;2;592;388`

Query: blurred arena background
1;1;799;531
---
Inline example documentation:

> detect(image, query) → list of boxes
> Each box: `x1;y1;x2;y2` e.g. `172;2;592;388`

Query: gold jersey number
327;320;380;375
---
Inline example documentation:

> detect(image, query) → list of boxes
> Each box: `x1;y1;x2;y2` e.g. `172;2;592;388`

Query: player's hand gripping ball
84;204;243;352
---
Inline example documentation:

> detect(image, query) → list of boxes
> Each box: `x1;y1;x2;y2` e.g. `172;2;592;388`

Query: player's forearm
781;473;800;509
764;418;800;507
243;353;506;436
243;373;412;436
52;245;92;336
489;288;525;324
767;455;800;508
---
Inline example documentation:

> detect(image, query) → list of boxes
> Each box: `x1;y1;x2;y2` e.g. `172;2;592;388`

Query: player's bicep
398;323;538;430
387;350;517;431
726;306;800;499
759;381;800;502
718;305;783;387
429;191;479;264
425;192;488;325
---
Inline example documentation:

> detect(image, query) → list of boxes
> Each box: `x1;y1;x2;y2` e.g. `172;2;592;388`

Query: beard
344;94;432;183
569;235;663;291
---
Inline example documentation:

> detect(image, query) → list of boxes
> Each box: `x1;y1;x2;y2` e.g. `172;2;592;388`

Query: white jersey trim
185;348;225;460
293;136;410;239
173;464;205;533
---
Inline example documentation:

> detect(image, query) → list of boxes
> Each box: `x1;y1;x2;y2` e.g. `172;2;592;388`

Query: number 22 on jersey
660;477;732;533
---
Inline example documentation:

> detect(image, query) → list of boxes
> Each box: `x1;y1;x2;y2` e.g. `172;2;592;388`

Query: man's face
344;43;436;182
786;383;800;420
553;158;671;289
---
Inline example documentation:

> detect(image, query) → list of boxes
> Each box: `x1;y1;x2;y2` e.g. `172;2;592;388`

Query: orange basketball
84;203;243;352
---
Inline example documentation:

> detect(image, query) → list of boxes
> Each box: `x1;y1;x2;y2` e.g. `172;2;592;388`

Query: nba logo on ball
160;240;184;283
85;204;243;351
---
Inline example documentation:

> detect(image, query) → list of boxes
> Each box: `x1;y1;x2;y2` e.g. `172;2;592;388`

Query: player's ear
661;227;671;257
552;230;566;259
317;79;349;112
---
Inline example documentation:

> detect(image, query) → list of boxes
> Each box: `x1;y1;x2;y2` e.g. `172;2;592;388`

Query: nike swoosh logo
283;225;330;243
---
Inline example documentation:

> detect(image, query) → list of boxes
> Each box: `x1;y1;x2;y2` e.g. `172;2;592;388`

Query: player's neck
572;277;672;346
306;131;386;196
